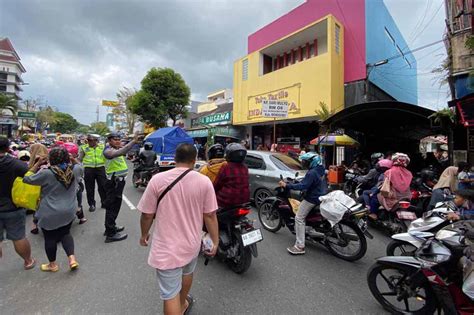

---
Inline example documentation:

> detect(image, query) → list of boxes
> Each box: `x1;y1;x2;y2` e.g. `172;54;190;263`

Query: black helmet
144;142;153;150
225;143;247;163
208;143;224;160
371;152;384;165
107;132;121;140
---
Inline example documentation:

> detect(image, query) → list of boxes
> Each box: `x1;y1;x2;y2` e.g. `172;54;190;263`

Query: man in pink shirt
138;143;219;315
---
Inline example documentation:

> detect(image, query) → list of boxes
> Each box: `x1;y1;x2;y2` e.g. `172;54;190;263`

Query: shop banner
262;100;288;118
247;84;300;120
191;111;232;128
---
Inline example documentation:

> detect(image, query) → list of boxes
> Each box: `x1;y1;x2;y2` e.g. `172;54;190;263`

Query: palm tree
0;94;18;116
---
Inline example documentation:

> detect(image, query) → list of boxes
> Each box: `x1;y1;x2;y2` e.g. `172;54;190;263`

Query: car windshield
270;154;303;171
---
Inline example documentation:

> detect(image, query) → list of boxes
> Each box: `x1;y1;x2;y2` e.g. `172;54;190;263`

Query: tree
36;106;58;132
77;124;91;134
50;112;80;133
113;87;138;134
130;67;190;128
315;101;331;121
90;121;110;136
0;94;18;115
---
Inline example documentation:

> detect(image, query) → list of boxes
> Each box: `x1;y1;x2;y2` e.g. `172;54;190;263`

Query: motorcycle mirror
280;174;283;180
295;172;299;178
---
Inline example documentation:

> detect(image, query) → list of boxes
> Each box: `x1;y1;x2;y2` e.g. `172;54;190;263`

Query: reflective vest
81;144;105;168
104;153;128;178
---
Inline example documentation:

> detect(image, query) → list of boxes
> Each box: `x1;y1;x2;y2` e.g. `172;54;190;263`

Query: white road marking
123;195;137;211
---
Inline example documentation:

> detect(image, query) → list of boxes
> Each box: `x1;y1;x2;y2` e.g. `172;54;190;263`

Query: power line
408;0;433;42
410;1;444;46
385;38;445;63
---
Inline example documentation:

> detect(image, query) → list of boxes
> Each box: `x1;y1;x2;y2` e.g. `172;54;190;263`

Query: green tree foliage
315;101;331;121
36;106;58;132
50;112;80;133
89;121;110;136
0;94;18;115
130;68;190;128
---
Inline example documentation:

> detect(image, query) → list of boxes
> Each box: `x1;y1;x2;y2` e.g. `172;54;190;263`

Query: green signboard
191;111;231;128
17;111;36;119
187;126;246;139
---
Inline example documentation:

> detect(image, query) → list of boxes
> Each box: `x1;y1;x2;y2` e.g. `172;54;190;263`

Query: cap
87;134;101;140
107;132;121;140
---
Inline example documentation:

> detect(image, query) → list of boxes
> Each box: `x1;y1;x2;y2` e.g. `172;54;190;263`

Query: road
1;180;391;314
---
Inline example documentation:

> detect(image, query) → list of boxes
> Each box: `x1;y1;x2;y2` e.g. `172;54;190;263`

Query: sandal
40;263;59;272
30;227;39;234
24;258;36;270
184;294;194;315
79;218;87;225
69;261;79;271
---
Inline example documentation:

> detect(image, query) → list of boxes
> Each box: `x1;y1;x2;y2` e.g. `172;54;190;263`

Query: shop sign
17;111;36;119
247;85;300;120
102;100;119;107
191;111;231;127
0;117;17;125
262;100;288;118
187;126;245;139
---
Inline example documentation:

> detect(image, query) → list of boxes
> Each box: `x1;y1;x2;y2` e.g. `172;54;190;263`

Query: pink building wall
247;0;366;83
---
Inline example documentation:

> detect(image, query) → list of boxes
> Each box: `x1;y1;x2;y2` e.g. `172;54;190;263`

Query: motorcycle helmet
18;150;30;161
208;143;224;160
371;152;384;165
392;152;410;167
300;152;322;169
63;142;79;157
419;168;437;181
144;142;153;150
225;143;247;163
376;159;393;172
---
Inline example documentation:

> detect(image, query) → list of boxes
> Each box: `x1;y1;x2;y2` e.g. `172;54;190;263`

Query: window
0;85;6;92
242;59;248;81
270;154;303;171
244;154;265;169
335;24;340;54
0;73;7;81
384;27;395;45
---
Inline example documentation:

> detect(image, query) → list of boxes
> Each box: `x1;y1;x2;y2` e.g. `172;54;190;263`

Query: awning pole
273;118;276;145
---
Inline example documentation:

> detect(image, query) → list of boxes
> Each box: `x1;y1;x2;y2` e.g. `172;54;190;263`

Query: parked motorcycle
215;203;261;274
386;201;455;256
258;175;371;262
132;160;159;188
369;200;419;235
367;221;474;314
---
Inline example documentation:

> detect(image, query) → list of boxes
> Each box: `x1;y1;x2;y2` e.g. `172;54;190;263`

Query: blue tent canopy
145;127;194;156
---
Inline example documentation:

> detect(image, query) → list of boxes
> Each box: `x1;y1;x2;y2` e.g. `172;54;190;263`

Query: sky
1;0;449;125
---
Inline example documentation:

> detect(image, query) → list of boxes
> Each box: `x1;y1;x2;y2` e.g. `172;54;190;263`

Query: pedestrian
28;143;50;234
78;134;107;212
23;147;83;272
138;143;219;315
0;137;36;269
102;132;139;243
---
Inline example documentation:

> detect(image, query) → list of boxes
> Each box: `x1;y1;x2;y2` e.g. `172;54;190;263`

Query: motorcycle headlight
435;230;458;240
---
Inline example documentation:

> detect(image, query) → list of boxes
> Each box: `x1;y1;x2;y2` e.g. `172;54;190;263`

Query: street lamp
365;59;388;102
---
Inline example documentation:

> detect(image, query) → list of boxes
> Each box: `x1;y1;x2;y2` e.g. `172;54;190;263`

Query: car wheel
254;189;272;208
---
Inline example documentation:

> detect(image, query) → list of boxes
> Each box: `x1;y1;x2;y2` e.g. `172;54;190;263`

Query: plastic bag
11;171;41;211
319;190;356;226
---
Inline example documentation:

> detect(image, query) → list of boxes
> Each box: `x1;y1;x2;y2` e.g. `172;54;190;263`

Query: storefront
0;116;17;138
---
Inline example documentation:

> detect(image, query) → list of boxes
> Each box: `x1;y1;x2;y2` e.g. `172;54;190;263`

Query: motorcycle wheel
367;263;436;315
226;232;252;274
343;182;353;197
386;240;418;256
258;201;282;233
132;173;140;188
324;221;367;262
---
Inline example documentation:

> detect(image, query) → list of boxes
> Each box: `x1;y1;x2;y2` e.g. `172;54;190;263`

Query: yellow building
233;15;344;149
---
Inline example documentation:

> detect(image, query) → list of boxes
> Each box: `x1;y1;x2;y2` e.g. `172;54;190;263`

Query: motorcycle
132;160;159;188
386;201;455;256
343;169;363;198
369;200;419;235
367;221;474;314
410;174;436;214
215;203;261;274
258;174;371;262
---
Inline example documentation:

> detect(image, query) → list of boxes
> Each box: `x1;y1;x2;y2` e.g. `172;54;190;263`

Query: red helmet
63;142;79;156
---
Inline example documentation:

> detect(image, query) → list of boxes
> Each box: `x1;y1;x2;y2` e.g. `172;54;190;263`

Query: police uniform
79;143;106;210
103;138;136;240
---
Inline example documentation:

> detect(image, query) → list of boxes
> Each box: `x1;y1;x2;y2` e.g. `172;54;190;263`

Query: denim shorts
0;209;26;241
155;256;199;300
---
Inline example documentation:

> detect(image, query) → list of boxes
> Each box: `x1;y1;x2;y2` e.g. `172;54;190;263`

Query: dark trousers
76;182;85;220
104;176;126;236
42;221;74;262
84;167;107;207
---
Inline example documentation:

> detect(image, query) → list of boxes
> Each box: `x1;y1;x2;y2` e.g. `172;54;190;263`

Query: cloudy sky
1;0;449;125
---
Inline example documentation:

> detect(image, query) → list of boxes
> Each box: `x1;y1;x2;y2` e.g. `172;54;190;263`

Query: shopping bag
11;171;41;210
319;190;356;226
380;174;392;198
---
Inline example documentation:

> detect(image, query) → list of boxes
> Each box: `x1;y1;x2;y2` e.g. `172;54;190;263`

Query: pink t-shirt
138;167;218;270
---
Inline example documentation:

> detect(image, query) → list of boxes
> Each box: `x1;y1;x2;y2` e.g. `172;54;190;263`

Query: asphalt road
1;180;392;314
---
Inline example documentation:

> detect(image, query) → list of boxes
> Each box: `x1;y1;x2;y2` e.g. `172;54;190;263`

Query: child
446;189;474;221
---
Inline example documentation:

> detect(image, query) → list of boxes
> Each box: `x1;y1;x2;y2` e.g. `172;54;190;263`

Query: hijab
48;147;75;189
433;166;458;191
28;143;49;168
386;153;413;193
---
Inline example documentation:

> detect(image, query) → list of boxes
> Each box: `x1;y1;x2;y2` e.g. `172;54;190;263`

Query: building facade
233;0;417;149
0;38;25;137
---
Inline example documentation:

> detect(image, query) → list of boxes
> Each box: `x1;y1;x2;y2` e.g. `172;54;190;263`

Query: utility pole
96;104;99;122
365;59;388;102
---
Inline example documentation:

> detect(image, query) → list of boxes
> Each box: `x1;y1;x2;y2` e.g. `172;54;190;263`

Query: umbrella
310;134;359;146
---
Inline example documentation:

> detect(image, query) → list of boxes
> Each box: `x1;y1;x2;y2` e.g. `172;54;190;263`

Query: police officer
78;134;106;212
102;132;139;243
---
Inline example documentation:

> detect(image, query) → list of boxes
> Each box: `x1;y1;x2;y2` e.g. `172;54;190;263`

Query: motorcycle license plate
241;229;263;247
397;211;417;220
357;219;367;230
